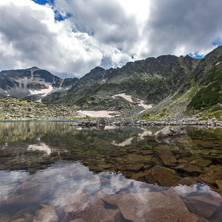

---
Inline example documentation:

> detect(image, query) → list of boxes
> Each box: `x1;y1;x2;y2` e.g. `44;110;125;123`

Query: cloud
0;0;222;78
145;0;222;57
0;0;131;78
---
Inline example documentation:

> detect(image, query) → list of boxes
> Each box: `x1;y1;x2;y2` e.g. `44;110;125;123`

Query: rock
174;163;202;175
189;158;212;167
154;145;177;166
147;166;181;186
154;126;185;139
33;205;58;222
63;192;115;222
10;207;35;222
210;156;222;164
192;140;214;148
125;163;144;172
16;181;39;194
0;213;10;222
184;196;221;219
4;182;49;206
143;208;206;222
70;219;87;222
130;171;149;181
88;165;104;172
10;219;25;222
199;170;222;185
216;180;222;189
174;177;198;186
103;189;204;222
126;154;152;163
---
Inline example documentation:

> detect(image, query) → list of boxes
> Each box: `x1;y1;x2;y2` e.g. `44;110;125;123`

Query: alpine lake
0;121;222;222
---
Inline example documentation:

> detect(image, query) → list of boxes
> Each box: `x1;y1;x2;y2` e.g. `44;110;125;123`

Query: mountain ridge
1;46;222;120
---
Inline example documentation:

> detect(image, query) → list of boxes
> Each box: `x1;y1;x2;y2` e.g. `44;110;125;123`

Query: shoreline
1;118;222;127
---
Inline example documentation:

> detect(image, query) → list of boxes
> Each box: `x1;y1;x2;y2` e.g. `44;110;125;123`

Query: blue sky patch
189;52;204;59
212;39;222;47
32;0;54;5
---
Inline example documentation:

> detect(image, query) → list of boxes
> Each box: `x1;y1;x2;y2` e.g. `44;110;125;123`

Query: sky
0;0;222;78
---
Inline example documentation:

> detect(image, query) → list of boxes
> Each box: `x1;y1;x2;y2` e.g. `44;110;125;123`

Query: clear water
0;122;222;222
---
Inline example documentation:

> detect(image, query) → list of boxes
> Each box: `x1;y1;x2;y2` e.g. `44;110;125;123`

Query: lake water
0;121;222;222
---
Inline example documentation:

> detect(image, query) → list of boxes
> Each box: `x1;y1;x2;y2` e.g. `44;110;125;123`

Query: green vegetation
188;66;222;110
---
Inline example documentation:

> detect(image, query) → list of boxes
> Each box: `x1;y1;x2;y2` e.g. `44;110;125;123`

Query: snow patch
112;94;152;112
112;93;134;103
29;85;53;101
77;110;120;118
138;99;152;110
104;126;118;130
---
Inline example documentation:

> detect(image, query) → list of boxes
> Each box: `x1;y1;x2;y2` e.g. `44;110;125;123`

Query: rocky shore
0;97;79;120
72;119;222;127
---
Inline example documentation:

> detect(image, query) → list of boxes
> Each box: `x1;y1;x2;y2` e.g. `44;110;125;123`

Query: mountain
0;67;78;101
187;47;222;111
141;46;222;120
1;46;222;120
43;46;222;119
43;54;199;114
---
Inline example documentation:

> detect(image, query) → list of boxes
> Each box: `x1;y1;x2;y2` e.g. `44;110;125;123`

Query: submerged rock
147;165;181;186
62;192;116;222
154;145;177;166
174;163;202;175
184;196;220;219
33;205;58;222
103;189;205;222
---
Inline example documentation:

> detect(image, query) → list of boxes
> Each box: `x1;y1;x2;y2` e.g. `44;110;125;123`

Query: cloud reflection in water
0;161;221;221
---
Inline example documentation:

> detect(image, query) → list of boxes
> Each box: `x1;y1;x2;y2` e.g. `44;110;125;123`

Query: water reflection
0;161;221;222
0;122;222;221
27;142;52;155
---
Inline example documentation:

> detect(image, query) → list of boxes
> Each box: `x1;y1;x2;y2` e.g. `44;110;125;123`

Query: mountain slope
187;46;222;111
0;67;78;101
43;54;199;115
141;46;222;120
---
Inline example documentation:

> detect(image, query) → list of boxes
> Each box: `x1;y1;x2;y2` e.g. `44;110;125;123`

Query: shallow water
0;122;222;221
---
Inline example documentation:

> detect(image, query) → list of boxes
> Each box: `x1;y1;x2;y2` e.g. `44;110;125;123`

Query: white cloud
0;0;222;78
0;0;131;78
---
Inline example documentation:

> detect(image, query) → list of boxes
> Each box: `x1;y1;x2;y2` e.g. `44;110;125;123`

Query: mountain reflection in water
0;121;222;221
